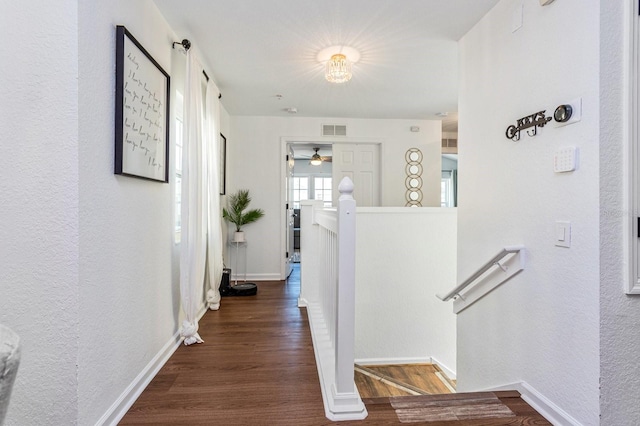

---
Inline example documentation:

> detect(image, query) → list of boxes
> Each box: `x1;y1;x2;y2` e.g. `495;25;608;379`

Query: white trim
354;356;456;381
97;307;209;425
230;272;283;281
356;207;457;215
306;303;368;421
625;0;640;294
485;381;582;426
429;357;457;381
354;356;431;366
96;331;183;426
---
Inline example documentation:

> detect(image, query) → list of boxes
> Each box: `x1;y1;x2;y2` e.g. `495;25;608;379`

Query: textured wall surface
599;2;640;425
457;1;600;424
0;1;80;425
77;1;180;424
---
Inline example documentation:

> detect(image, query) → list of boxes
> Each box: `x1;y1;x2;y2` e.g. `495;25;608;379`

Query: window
174;92;184;243
292;175;332;208
314;177;332;207
441;171;454;208
292;177;309;209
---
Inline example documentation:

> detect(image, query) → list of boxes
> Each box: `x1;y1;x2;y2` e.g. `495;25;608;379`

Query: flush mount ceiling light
318;46;360;84
325;54;352;83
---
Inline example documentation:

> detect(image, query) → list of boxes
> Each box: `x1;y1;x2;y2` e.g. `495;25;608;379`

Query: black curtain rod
173;39;221;99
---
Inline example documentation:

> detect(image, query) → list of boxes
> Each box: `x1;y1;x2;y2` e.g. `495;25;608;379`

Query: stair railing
437;245;525;313
300;177;367;421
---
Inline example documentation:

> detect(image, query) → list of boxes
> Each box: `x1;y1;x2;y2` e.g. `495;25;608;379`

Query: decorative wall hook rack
505;110;552;141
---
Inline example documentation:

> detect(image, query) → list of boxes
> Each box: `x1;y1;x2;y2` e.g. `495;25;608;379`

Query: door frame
279;136;383;280
625;0;640;294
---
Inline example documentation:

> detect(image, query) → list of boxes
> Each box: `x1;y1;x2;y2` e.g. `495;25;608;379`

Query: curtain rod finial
172;39;191;51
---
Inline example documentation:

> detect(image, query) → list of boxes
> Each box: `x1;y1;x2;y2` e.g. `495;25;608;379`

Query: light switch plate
512;2;523;32
554;146;578;173
555;221;571;248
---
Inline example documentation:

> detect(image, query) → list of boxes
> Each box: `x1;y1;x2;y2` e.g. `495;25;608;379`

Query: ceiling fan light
325;54;352;83
310;154;322;166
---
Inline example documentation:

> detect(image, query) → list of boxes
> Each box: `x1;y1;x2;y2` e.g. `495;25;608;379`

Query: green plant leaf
222;190;265;231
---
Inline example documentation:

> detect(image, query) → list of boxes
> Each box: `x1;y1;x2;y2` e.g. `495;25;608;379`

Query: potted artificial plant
222;189;265;243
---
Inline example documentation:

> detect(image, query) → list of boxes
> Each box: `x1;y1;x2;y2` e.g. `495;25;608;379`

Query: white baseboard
485;381;582;426
354;356;456;381
96;331;182;426
231;273;282;281
354;356;431;366
429;357;456;381
97;307;209;425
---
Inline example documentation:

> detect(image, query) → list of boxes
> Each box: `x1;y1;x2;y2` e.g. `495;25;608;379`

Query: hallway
120;270;548;425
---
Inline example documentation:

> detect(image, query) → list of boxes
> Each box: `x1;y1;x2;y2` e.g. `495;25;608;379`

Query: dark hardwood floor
120;264;550;425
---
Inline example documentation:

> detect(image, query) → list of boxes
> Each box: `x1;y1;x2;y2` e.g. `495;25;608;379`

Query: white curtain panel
179;51;207;345
205;81;224;311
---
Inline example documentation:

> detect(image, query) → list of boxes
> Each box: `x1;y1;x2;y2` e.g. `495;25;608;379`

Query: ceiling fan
299;147;332;165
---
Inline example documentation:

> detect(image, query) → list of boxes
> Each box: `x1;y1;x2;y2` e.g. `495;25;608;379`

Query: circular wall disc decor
405;176;423;189
405;163;423;176
405;148;423;207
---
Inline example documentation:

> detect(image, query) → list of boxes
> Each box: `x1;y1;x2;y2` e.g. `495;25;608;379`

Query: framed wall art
219;133;227;195
115;25;170;182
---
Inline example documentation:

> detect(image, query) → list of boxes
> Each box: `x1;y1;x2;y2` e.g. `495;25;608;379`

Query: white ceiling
153;0;499;130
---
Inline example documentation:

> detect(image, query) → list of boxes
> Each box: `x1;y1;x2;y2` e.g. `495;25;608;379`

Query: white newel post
332;177;363;411
303;178;366;421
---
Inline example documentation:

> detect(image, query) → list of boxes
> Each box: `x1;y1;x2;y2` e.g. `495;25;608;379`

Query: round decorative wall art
405;148;423;207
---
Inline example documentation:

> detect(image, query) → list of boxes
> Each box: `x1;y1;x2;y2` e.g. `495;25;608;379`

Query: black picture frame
115;25;170;183
220;133;227;195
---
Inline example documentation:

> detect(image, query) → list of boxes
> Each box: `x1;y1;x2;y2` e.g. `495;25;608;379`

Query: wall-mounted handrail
437;245;525;302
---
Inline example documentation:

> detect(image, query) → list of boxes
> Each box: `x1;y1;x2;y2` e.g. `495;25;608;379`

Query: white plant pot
233;231;245;243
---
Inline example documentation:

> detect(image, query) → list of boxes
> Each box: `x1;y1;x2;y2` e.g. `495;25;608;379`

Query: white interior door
331;143;381;206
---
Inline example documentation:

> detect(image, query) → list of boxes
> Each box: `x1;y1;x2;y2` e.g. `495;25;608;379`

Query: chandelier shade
325;54;352;83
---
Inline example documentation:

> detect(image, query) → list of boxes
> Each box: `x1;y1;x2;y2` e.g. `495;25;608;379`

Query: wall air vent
441;137;458;154
322;124;347;137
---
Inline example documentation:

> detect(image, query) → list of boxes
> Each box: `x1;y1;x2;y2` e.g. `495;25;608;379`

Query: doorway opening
289;143;333;268
281;138;383;281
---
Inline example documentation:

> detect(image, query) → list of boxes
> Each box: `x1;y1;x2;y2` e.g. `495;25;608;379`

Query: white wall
228;116;441;279
78;1;181;424
1;2;231;424
457;1;599;424
599;2;640;425
354;208;457;376
0;2;79;424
